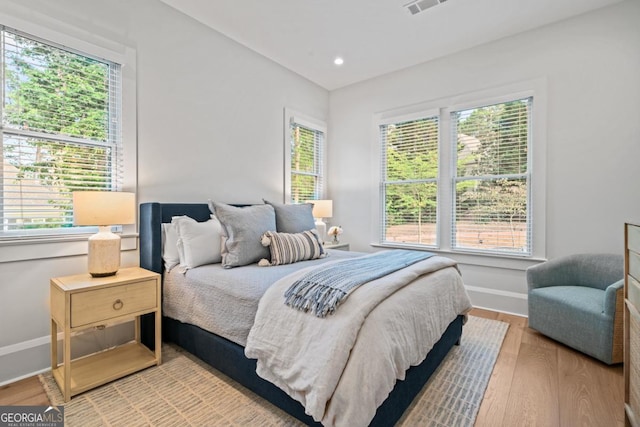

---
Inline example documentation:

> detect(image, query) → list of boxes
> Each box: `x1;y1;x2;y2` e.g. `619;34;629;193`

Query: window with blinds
452;97;532;255
0;27;122;239
289;118;324;203
380;115;439;246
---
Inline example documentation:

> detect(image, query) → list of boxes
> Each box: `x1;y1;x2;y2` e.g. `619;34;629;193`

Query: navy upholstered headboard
139;202;211;274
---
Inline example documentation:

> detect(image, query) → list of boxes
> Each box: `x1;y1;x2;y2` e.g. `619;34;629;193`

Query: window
452;97;532;255
377;94;536;257
0;27;122;239
285;109;325;202
379;113;439;246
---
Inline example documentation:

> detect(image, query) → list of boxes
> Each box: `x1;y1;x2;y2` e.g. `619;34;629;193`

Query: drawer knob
113;299;124;310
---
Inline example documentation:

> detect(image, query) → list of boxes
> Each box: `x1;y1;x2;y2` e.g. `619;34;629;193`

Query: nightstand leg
134;317;140;343
155;309;162;364
63;325;71;402
50;319;57;370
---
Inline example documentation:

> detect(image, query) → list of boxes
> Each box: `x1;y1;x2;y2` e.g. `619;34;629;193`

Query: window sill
370;243;545;271
0;233;138;263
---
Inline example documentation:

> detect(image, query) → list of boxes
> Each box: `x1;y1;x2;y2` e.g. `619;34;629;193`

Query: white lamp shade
307;199;333;219
73;191;136;226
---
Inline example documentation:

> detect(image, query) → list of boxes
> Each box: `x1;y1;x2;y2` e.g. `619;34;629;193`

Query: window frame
1;27;123;239
372;80;547;264
0;14;137;262
450;96;533;256
378;108;440;248
284;108;327;203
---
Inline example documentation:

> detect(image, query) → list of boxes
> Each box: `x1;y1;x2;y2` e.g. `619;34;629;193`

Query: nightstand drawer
630;275;640;309
71;279;157;327
629;224;640;254
630;250;640;283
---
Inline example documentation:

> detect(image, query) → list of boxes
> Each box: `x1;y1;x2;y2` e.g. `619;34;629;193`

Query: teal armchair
526;253;624;365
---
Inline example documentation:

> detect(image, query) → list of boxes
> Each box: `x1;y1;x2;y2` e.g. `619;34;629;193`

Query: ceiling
159;0;623;90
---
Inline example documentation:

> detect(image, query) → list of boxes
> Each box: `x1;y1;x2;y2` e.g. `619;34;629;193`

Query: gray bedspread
163;249;359;346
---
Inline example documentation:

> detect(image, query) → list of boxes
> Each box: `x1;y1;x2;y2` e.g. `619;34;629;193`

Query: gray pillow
263;199;316;233
210;202;276;268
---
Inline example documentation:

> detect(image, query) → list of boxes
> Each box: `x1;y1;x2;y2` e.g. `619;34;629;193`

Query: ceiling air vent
405;0;447;15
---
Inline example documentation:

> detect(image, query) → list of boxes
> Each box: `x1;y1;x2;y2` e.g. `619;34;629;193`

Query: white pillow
172;216;223;270
161;222;181;272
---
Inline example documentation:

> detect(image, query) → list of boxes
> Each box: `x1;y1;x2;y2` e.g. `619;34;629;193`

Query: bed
139;202;470;426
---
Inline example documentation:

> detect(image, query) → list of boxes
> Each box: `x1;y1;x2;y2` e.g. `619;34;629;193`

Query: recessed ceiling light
334;57;344;66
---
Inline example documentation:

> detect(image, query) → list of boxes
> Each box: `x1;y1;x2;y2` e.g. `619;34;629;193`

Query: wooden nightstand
324;242;350;251
50;267;161;402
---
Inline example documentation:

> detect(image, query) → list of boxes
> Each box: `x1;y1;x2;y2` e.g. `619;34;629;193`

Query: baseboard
0;322;134;386
0;367;51;387
0;339;50;387
465;285;528;317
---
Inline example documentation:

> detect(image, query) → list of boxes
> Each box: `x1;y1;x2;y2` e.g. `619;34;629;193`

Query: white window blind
0;27;122;239
289;117;324;202
379;115;439;246
452;97;532;255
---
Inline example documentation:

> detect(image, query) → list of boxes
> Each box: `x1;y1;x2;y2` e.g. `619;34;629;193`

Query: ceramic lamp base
315;218;327;244
88;226;121;277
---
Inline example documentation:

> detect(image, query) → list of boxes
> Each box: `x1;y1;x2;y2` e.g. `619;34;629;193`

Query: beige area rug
40;315;508;426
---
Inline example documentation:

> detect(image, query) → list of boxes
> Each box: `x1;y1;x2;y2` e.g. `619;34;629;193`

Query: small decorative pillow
263;199;316;233
259;229;326;266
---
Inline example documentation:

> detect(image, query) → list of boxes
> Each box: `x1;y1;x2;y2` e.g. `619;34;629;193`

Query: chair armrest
603;279;624;317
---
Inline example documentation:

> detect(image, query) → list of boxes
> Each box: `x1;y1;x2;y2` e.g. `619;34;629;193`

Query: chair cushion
528;285;614;363
532;285;605;316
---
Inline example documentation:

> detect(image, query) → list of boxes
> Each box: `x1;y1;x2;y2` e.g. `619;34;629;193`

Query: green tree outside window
1;29;120;233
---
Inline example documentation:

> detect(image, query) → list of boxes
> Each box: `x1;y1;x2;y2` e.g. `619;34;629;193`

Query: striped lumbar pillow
259;230;326;266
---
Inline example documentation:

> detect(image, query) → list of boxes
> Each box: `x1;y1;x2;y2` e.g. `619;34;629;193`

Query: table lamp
73;191;135;277
307;199;333;243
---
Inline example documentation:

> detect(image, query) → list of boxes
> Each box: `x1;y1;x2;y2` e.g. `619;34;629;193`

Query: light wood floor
473;308;624;427
0;375;49;406
0;308;624;426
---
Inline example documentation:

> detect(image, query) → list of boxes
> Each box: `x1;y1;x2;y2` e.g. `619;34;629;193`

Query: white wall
0;0;328;384
327;1;640;314
131;4;329;204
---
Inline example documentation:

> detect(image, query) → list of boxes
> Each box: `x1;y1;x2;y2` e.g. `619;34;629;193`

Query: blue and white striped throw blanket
284;250;435;317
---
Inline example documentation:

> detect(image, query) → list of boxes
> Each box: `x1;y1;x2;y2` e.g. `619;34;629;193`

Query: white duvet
245;254;472;427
